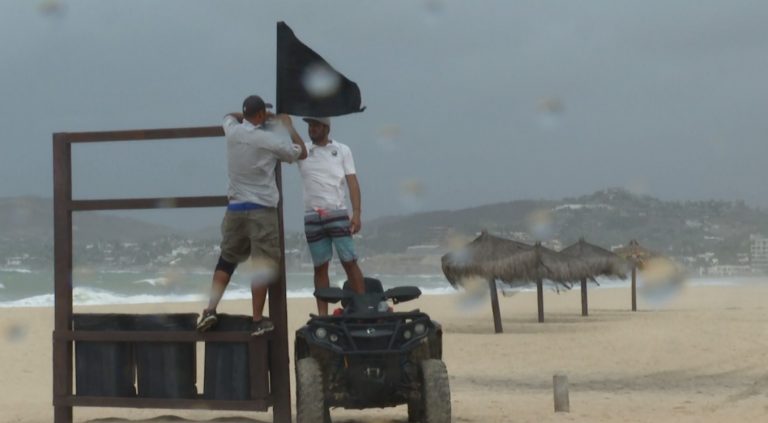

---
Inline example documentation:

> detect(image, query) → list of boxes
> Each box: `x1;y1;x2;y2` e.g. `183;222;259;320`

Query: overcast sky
2;0;767;230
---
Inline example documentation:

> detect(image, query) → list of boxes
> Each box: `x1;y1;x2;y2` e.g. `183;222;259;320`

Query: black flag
276;21;365;117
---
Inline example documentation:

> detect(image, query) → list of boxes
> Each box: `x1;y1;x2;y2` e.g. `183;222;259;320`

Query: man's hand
276;114;294;128
350;214;362;234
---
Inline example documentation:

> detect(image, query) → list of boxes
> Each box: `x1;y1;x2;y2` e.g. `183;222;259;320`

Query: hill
361;188;768;264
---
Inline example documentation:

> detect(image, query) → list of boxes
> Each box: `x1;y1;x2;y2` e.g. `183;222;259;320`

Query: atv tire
408;398;423;422
297;357;329;423
419;359;451;423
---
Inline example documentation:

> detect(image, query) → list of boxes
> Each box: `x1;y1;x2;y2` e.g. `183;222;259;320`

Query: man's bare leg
341;260;365;294
251;283;268;321
207;270;231;311
314;261;331;315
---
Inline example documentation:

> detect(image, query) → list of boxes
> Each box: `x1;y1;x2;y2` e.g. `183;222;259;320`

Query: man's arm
346;174;362;234
275;114;308;160
225;112;244;123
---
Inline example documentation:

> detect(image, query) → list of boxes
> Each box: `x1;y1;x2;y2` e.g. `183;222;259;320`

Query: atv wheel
420;359;451;423
297;357;329;423
407;398;424;422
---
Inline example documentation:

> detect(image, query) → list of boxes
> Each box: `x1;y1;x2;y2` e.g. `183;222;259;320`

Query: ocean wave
0;283;458;308
132;277;170;286
6;275;755;309
0;287;206;308
0;267;33;274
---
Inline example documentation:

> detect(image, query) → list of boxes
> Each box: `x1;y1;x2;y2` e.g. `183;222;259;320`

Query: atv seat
341;277;386;314
343;277;383;294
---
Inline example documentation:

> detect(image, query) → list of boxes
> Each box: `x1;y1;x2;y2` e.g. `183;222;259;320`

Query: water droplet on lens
302;63;341;98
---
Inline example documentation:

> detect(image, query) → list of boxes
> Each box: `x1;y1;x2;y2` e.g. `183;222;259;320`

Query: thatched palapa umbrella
560;238;630;316
613;239;658;311
441;231;532;289
442;231;593;330
441;231;532;333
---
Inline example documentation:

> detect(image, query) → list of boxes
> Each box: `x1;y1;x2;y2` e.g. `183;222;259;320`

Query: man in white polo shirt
196;95;307;335
298;117;365;315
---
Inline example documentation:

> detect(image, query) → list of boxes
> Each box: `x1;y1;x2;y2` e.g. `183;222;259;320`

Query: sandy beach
2;280;768;423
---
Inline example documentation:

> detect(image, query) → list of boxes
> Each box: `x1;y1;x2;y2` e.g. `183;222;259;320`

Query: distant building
706;265;751;277
750;234;768;274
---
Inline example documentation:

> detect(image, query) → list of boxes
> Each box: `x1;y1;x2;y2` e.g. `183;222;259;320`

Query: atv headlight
329;333;339;343
403;330;412;340
314;327;328;339
414;323;426;335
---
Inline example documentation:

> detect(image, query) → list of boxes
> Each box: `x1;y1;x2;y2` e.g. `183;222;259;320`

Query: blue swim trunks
304;209;358;267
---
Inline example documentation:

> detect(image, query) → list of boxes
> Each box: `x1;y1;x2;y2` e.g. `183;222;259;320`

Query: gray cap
302;117;331;127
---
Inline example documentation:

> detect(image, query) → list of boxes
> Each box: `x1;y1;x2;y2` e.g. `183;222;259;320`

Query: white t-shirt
297;139;356;211
223;116;302;207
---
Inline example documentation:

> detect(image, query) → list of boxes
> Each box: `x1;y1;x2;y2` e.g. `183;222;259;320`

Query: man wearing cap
196;95;307;335
298;117;365;315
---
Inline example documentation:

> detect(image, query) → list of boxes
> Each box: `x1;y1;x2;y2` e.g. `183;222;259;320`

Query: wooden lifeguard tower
52;126;292;422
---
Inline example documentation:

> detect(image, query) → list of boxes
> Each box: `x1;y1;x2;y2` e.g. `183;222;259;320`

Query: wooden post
270;164;292;423
580;278;588;316
631;266;637;311
488;279;503;334
274;44;293;422
553;374;570;412
53;134;73;423
536;279;544;323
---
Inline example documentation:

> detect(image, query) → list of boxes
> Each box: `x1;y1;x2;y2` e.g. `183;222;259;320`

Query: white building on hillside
750;234;768;274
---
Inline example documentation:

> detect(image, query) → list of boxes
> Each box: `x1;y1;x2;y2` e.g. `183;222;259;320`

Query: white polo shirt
223;115;302;207
297;139;356;211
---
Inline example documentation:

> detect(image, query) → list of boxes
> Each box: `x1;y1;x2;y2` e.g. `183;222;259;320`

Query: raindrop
38;0;67;17
526;209;554;241
638;257;687;307
155;198;178;208
625;179;650;196
245;258;278;288
445;234;473;251
398;179;427;212
302;63;341;98
375;124;401;152
423;0;446;18
455;276;488;312
536;97;565;130
4;323;27;343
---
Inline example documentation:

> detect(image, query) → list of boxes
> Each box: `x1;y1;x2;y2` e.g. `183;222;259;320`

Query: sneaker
251;317;275;336
196;309;218;332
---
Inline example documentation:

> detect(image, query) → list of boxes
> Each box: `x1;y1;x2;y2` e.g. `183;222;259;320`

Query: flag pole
269;22;292;423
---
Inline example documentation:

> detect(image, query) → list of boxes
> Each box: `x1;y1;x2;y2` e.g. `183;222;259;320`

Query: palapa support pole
536;278;544;323
631;266;637;311
487;279;503;333
553;374;570;412
580;278;588;317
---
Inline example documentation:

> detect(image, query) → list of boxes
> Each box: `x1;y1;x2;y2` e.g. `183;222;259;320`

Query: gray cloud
2;0;767;230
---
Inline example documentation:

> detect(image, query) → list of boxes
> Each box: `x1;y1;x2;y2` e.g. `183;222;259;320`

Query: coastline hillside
361;188;768;263
2;189;768;272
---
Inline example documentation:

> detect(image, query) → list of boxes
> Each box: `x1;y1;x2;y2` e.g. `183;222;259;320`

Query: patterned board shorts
304;209;358;267
219;208;280;269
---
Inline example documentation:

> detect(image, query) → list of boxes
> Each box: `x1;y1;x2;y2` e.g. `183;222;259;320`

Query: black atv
294;278;451;423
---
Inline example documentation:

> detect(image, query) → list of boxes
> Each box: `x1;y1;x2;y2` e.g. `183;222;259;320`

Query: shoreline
1;275;765;309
